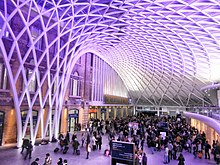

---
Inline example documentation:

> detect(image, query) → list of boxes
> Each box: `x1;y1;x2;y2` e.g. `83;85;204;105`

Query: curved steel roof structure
2;0;220;147
1;0;220;108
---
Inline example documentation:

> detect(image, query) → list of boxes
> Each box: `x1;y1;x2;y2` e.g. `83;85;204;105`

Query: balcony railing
187;108;220;121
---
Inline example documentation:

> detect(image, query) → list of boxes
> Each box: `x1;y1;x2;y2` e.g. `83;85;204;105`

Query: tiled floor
0;133;216;165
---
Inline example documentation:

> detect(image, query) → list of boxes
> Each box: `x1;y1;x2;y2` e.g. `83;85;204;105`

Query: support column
78;107;83;129
82;102;89;131
217;90;220;107
133;106;136;115
61;108;68;134
113;107;117;119
156;107;160;116
120;108;123;117
4;108;16;145
97;107;101;119
106;108;109;120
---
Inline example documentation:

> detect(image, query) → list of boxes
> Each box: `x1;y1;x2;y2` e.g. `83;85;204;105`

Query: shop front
191;118;220;144
89;109;97;119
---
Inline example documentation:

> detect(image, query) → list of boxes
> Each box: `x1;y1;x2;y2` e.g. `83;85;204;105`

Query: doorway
0;111;5;146
68;109;79;132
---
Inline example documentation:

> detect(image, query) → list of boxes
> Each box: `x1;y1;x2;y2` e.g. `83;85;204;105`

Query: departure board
112;141;135;162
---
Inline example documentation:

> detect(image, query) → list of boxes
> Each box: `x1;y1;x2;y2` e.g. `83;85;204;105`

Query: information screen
112;141;135;162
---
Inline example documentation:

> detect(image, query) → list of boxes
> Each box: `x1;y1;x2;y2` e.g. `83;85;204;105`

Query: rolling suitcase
76;149;80;155
63;146;69;154
54;147;59;153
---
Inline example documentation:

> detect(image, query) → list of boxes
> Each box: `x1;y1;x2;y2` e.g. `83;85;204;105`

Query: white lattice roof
1;0;220;106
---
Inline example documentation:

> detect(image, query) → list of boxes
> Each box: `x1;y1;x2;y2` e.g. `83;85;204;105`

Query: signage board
101;108;106;113
160;131;167;140
89;109;97;113
158;122;168;129
112;141;135;163
69;113;78;118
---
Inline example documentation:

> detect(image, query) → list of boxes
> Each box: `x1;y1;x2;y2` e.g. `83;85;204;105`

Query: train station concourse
1;0;220;164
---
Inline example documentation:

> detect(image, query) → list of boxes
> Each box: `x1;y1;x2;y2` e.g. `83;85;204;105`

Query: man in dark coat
20;138;29;154
142;152;147;165
72;139;80;154
204;140;211;159
24;141;33;159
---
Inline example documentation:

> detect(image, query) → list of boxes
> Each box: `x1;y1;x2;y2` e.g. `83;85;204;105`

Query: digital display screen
112;141;134;162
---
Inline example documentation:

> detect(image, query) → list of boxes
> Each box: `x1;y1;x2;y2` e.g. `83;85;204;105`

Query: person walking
97;134;102;150
167;141;173;163
44;153;52;165
163;146;169;164
86;143;91;159
193;143;198;158
204;140;211;159
178;153;185;165
92;134;97;151
57;157;63;165
150;139;155;154
72;138;80;154
24;141;33;160
81;132;85;147
21;138;29;154
65;131;70;143
142;152;147;165
215;142;220;165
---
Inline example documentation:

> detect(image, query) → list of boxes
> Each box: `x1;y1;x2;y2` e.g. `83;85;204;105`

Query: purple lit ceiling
1;0;220;106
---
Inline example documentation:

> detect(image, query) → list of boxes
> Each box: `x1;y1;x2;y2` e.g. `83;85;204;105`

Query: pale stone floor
0;133;216;165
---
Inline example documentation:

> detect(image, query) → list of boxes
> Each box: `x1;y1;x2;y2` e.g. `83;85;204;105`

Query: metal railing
187;108;220;121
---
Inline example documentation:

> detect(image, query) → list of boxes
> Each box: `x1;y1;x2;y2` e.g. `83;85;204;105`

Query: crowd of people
20;114;220;165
